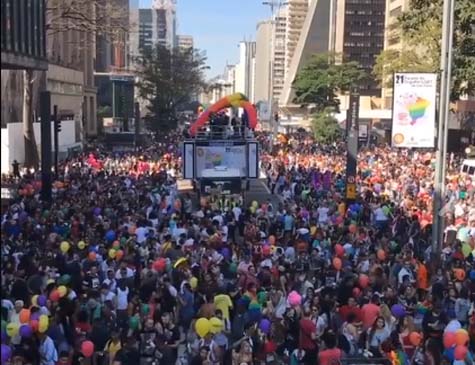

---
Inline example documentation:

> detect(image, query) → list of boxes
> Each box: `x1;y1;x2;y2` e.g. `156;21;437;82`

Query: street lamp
432;0;455;254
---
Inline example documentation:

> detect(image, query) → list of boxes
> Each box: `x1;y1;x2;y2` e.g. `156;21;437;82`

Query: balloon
141;304;150;315
352;287;361;297
454;269;466;281
60;241;70;253
334;244;345;257
470;269;475;281
221;247;231;259
88;251;97;261
259;318;271;334
153;258;167;272
93;207;101;216
195;318;211;338
115;250;124;260
37;295;47;307
78;241;86;250
252;200;258;208
6;323;19;337
409;332;422;346
209;317;223;334
49;289;60;302
129;316;139;330
1;344;12;363
81;340;95;358
19;309;31;323
288;291;302;307
332;257;342;271
454;345;468;361
455;329;469;346
229;262;237;274
444;332;457;348
31;295;39;307
38;315;49;333
30;320;39;332
462;243;471;257
190;277;198;289
268;235;276;245
257;291;267;304
391;304;406;318
105;230;116;242
30;312;40;321
262;245;271;256
108;249;117;259
377;249;386;261
358;274;369;288
19;324;33;338
57;285;67;298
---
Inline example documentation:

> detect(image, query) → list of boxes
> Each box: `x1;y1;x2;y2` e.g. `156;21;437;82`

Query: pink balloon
288;291;302;307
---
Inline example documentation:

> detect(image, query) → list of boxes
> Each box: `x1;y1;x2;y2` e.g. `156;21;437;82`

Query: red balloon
377;249;386;261
332;257;342;271
30;320;39;332
49;289;60;302
444;332;457;349
262;245;271;256
81;340;95;358
153;258;167;272
359;274;369;288
454;345;468;361
335;244;345;257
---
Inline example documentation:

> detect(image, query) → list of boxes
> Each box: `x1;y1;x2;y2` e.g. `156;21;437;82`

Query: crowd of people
1;130;474;365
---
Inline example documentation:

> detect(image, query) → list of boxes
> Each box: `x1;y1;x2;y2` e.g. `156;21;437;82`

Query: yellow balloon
78;241;86;250
6;322;19;337
310;226;317;236
60;241;70;253
108;249;117;259
190;277;198;289
31;295;39;307
58;285;67;298
195;318;211;338
209;317;223;334
252;200;258;208
38;315;49;333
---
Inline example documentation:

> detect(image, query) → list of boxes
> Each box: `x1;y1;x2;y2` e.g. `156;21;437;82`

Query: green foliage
292;53;366;113
135;45;208;133
374;0;475;100
310;107;342;144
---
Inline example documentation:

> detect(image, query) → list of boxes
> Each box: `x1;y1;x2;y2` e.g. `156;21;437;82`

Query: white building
254;21;272;104
235;41;256;102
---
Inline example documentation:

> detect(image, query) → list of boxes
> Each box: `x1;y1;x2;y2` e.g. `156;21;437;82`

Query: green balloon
257;291;267;304
120;237;127;245
229;262;237;274
129;316;139;330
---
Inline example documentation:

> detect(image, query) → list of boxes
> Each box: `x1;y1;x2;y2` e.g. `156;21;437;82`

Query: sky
139;0;270;78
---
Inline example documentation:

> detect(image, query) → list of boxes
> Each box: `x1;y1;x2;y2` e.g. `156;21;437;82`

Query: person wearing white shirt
317;205;329;225
232;206;242;221
135;226;148;244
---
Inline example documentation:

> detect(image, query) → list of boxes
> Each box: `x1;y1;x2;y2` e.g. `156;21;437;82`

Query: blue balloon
105;230;116;242
469;270;475;281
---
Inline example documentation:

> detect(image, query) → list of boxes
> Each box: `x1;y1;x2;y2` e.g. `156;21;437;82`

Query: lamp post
432;0;455;254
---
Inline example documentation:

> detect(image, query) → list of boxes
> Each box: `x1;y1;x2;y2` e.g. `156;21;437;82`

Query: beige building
177;35;194;50
254;21;273;104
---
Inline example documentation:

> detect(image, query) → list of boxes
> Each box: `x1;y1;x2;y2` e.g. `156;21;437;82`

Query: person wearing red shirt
339;297;363;323
318;333;343;365
299;308;318;365
361;295;381;330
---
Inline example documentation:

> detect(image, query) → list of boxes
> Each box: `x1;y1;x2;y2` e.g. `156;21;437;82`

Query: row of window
1;0;46;59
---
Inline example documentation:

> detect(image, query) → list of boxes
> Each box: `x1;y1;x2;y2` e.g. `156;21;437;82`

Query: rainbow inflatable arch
189;93;258;136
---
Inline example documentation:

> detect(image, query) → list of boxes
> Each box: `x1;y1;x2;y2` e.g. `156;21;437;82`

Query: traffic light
54;120;61;134
274;112;279;123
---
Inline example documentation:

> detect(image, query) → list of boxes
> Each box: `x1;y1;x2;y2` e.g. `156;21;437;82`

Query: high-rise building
285;0;309;75
235;41;256;102
254;21;273;104
177;35;194;50
273;8;288;102
341;0;386;96
381;0;410;107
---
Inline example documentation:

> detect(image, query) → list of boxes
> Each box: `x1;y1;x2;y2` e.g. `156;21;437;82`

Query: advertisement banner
195;145;246;178
392;73;437;148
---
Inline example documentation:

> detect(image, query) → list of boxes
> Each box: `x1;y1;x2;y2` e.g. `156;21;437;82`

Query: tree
373;0;475;100
135;45;208;134
292;53;366;112
21;0;129;168
310;108;342;144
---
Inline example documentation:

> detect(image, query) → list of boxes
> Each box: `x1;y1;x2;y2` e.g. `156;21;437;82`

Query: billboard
392;73;437;148
195;145;246;178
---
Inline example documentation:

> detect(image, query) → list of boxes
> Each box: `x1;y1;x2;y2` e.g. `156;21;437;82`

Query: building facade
177;35;194;50
235;41;257;102
254;21;273;104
